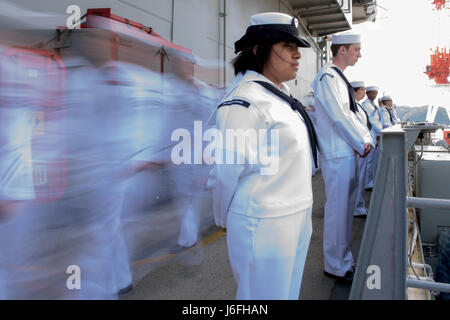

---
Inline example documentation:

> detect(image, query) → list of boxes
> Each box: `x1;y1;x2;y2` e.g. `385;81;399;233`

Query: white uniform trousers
226;207;312;300
321;155;358;276
365;146;380;189
355;155;368;216
176;196;201;247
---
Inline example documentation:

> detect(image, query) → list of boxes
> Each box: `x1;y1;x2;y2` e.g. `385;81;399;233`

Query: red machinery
78;8;193;74
0;8;195;203
425;46;450;84
444;129;450;145
432;0;449;10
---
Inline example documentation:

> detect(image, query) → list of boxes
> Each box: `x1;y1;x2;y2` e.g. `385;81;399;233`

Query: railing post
349;126;408;299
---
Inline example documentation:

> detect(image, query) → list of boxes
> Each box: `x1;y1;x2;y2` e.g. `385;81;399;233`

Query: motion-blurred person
45;58;131;299
311;33;373;282
350;81;373;218
0;60;36;299
0;47;69;299
164;51;221;254
97;61;173;295
362;86;383;191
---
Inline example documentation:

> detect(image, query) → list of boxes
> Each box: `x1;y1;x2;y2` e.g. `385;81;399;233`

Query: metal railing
349;124;450;300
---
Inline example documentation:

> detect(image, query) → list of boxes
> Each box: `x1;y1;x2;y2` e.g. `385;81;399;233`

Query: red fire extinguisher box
58;8;194;77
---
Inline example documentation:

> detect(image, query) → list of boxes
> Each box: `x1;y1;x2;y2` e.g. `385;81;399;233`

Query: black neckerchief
386;108;394;123
330;66;357;114
368;99;381;121
254;80;320;169
357;102;372;131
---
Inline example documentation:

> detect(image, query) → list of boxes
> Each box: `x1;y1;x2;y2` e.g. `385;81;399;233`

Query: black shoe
354;213;368;219
118;283;134;295
365;187;373;192
324;270;354;283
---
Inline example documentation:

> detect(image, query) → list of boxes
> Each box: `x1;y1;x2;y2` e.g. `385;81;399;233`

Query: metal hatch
289;0;352;36
289;0;377;36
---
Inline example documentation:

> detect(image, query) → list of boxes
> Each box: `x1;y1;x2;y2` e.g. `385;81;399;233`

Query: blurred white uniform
311;63;373;277
98;61;167;295
354;102;374;216
361;98;383;189
0;103;36;299
164;74;220;250
210;70;313;299
51;60;131;299
0;54;55;299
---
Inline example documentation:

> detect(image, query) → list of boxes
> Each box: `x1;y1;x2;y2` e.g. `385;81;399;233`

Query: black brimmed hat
234;12;310;53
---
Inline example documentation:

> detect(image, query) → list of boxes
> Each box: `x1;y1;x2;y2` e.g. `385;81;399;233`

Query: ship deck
120;171;369;300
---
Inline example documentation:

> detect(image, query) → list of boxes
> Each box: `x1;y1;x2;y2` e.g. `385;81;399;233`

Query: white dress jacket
208;71;313;228
361;98;383;137
311;63;373;160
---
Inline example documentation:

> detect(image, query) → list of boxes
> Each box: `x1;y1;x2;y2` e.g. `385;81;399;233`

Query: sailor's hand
375;135;380;148
360;143;372;158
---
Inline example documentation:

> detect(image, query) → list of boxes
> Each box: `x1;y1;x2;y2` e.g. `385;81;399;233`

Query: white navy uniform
379;105;393;129
354;102;373;216
0;104;35;299
165;75;221;248
311;63;373;277
361;98;383;189
209;70;313;299
388;107;401;125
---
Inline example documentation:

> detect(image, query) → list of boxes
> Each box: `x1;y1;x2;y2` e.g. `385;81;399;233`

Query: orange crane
432;0;449;10
425;46;450;84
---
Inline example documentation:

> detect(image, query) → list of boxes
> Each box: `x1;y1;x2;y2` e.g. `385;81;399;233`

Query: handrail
407;277;450;293
349;124;449;300
349;125;408;299
407;196;450;210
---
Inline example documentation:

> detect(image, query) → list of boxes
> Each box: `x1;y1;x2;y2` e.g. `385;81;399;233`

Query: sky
345;0;450;107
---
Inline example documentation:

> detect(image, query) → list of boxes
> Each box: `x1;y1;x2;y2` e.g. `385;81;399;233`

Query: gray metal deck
120;172;369;300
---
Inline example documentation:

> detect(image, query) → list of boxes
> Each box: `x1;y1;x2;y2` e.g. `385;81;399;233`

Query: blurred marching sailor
311;33;373;282
361;86;383;190
163;51;221;253
0;84;36;299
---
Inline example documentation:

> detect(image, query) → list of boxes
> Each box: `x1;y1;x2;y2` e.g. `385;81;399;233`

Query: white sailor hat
332;32;361;45
381;95;393;101
350;81;365;88
234;12;310;53
365;86;379;92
